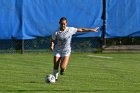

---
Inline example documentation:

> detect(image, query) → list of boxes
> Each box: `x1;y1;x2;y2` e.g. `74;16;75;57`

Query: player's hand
50;46;54;51
92;27;99;32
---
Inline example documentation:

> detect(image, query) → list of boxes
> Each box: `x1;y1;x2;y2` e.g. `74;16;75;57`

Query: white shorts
54;49;71;57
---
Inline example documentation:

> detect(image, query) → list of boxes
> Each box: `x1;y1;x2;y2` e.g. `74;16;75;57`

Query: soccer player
51;17;99;80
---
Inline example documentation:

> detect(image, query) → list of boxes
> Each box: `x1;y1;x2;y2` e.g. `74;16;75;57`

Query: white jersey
52;27;77;52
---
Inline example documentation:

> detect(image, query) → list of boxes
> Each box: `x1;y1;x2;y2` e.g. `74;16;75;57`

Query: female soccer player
51;17;99;80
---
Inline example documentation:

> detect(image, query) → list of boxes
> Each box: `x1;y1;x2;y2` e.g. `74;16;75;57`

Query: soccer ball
45;74;56;83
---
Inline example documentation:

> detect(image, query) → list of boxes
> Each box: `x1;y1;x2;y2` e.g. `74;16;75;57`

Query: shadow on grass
0;89;103;92
1;89;140;93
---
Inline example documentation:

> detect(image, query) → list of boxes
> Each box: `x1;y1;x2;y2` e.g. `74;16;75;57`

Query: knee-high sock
53;69;58;80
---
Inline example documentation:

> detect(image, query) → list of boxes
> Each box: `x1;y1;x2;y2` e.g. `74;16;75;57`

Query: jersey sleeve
69;27;77;35
52;32;57;40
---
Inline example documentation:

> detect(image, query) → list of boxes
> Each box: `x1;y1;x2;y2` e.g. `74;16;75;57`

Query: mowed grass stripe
0;53;140;93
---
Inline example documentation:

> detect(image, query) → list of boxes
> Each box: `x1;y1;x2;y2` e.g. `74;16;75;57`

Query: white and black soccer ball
45;74;56;83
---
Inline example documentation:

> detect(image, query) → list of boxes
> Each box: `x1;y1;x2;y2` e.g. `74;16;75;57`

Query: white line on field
87;55;113;59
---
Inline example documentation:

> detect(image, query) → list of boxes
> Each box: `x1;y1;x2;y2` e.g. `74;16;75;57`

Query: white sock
53;69;59;80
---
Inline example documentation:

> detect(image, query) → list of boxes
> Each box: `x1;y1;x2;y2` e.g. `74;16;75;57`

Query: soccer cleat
55;79;58;81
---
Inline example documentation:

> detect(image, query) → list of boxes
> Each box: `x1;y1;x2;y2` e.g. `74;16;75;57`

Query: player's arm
51;32;57;51
50;39;55;51
77;27;99;32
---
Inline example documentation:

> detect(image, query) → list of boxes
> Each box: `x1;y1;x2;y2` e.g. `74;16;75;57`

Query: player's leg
53;56;61;80
60;56;70;75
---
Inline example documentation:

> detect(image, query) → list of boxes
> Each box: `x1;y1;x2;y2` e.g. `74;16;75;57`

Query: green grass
0;52;140;93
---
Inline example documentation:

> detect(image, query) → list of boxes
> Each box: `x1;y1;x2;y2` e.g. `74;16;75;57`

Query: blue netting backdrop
0;0;140;53
106;0;140;38
0;0;103;39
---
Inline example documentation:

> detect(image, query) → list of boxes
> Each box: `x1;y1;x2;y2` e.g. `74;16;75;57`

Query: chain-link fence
0;37;140;53
106;37;140;46
103;37;140;52
0;37;102;53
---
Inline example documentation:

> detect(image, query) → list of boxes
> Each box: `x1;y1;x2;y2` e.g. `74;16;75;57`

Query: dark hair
59;17;67;23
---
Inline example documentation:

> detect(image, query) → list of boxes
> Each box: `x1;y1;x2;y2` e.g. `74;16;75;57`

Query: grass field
0;52;140;93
